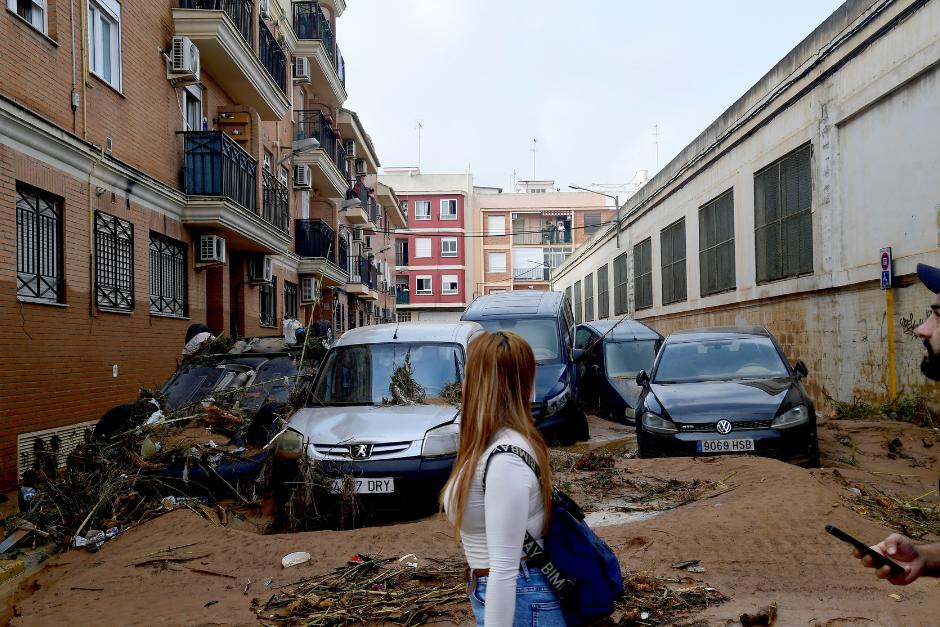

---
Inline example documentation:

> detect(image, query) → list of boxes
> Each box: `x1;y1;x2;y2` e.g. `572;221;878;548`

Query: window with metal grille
566;286;572;305
583;273;594;321
633;239;652;311
614;252;630;315
754;144;813;283
149;232;187;316
699;189;736;296
284;281;298;319
260;276;277;326
661;219;686;305
597;264;609;319
16;183;63;303
94;211;134;310
574;280;583;324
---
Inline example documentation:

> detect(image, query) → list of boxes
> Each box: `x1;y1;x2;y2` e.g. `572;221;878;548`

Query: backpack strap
482;444;540;492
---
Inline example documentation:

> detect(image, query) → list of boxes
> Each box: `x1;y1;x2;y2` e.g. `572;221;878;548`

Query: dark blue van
460;291;589;443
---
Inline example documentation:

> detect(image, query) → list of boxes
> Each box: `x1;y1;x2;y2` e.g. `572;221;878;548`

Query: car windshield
476;318;561;364
653;337;789;383
604;340;660;378
311;342;464;406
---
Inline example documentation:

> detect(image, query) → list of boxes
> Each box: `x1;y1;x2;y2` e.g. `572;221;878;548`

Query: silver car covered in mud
275;322;482;498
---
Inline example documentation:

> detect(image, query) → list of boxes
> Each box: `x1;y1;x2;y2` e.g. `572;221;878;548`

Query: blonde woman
443;331;565;626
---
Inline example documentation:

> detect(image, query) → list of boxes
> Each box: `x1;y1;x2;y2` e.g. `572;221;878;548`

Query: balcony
347;254;378;300
293;1;348;106
396;290;410;305
261;169;289;231
173;1;290;121
258;16;286;94
512;216;572;245
293;110;348;198
513;266;551;282
294;219;348;286
396;250;409;267
344;184;371;226
181;131;289;252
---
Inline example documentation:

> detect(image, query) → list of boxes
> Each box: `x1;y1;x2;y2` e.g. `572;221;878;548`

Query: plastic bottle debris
144;410;166;426
282;552;312;568
140;436;157;459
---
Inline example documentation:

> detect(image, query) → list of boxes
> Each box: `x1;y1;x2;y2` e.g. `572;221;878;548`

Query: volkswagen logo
349;444;374;460
716;420;733;435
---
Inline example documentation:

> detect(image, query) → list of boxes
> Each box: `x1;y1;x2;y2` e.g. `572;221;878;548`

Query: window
574;280;583;324
400;200;408;217
416;276;432;295
699;189;736;296
260;276;277;326
661;218;687;305
149;232;187;316
575;327;596;349
16;183;63;303
583;212;602;238
442;275;459;294
566;286;572;306
755;144;813;283
614;252;630;315
583;273;594;322
95;211;134;310
284;281;298;319
487;252;507;272
597;264;609;319
414;237;432;258
486;215;505;236
633;238;652;311
441;237;458;258
414;201;431;220
183;86;202;131
440;199;458;220
397;311;412;322
88;0;122;90
8;0;47;34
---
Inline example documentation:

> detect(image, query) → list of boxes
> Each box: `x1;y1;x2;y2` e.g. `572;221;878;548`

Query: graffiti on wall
899;311;931;339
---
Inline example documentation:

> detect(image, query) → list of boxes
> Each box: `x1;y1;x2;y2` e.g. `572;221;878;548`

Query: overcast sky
340;0;844;192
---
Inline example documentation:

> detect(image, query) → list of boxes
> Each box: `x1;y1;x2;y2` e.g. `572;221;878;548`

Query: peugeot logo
716;420;733;435
349;444;374;460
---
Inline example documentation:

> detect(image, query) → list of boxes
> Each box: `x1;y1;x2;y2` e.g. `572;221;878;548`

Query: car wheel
567;406;590;443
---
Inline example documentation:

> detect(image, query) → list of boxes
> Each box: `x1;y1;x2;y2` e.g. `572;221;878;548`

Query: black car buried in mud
634;326;819;466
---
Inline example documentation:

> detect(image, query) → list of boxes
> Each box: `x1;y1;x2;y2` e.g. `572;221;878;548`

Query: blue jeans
467;563;566;626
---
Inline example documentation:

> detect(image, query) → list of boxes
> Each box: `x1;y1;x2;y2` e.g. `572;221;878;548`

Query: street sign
880;247;892;290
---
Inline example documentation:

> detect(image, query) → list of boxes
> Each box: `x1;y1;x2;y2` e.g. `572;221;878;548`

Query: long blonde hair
443;330;552;536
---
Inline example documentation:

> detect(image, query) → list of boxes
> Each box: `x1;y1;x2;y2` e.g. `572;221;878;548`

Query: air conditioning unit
351;228;363;242
345;139;356;158
197;235;226;263
259;0;271;18
169;36;200;81
292;56;310;83
248;255;273;283
300;277;320;303
293;164;312;189
355;159;367;176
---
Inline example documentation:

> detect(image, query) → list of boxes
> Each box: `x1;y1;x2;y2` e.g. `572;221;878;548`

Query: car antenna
584;312;633;357
392;323;399;340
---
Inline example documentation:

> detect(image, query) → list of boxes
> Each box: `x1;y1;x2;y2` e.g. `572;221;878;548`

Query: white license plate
330;477;395;494
697;439;755;453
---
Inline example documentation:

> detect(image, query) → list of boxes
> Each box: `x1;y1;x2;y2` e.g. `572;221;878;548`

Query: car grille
678;419;773;432
313;441;413;458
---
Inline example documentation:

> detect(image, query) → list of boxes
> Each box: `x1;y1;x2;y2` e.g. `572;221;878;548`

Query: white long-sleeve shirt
444;429;545;626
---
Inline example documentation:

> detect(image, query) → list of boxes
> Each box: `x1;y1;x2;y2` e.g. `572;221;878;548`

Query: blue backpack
484;444;624;626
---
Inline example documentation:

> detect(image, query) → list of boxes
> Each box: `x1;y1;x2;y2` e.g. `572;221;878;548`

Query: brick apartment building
0;0;404;489
379;169;475;322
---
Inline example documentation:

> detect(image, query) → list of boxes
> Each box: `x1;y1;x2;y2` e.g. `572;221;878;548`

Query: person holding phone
852;262;940;584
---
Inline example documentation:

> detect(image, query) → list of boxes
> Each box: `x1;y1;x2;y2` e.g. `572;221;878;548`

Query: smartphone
825;524;905;577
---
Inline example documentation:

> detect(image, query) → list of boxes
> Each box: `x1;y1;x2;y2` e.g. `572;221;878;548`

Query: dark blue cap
917;263;940;294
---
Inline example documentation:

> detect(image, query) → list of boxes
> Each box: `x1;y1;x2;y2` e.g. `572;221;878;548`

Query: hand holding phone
826;524;905;578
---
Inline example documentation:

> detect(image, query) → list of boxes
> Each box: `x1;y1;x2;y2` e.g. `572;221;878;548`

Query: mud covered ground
3;413;940;626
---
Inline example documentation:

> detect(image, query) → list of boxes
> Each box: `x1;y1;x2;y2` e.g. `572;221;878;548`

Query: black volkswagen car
575;320;663;423
634;326;818;466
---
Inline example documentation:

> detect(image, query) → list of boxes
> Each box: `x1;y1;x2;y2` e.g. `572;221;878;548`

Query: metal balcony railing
396;250;408;266
293;1;336;65
294;219;336;261
337;237;349;274
396;290;410;305
295;109;337;162
369;197;381;224
350;255;373;288
262;170;289;231
513;266;551;281
337;46;346;87
336;139;348;180
180;0;252;44
183;131;256;212
259;16;286;93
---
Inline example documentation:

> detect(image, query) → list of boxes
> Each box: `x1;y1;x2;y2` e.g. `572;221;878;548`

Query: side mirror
794;360;809;379
572;348;586;363
636;370;650;388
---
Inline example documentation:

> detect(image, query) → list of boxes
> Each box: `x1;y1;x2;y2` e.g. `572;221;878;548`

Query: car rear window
653;337;788;383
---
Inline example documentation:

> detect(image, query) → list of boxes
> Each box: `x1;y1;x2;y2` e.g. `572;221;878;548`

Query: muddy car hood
650;378;792;423
287;404;460;444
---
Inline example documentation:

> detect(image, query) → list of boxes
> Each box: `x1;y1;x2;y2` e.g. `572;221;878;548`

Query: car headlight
772;405;809;428
422;423;460;457
624;407;636;420
273;428;305;460
544;385;571;418
641;411;678;434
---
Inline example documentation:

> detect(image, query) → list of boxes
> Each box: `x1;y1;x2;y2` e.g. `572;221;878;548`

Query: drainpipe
69;0;79;132
79;0;88;139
